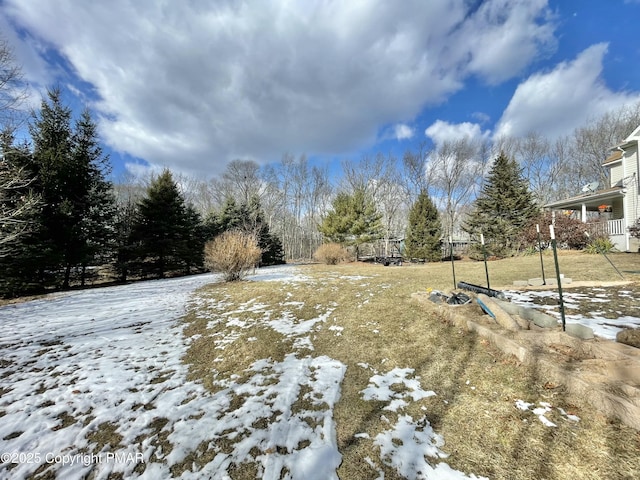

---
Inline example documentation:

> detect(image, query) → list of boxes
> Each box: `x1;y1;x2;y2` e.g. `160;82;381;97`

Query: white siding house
544;126;640;252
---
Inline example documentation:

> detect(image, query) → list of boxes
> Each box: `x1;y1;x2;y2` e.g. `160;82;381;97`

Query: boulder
616;328;640;348
477;294;521;331
565;323;595;340
519;308;558;328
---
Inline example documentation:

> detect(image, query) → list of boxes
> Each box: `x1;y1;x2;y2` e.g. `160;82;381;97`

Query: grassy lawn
183;253;640;479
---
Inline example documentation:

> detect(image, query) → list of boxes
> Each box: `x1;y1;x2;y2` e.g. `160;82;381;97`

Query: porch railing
587;219;625;236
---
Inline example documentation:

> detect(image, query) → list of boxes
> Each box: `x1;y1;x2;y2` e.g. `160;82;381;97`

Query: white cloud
425;120;490;148
453;0;557;85
393;124;414;140
2;0;557;176
494;43;640;139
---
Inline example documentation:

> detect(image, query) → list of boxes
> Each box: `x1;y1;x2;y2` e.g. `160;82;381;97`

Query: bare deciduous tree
0;155;39;257
341;153;408;257
427;138;487;238
570;103;640;190
401;141;435;204
222;159;265;204
0;40;37;257
263;153;332;260
0;37;29;130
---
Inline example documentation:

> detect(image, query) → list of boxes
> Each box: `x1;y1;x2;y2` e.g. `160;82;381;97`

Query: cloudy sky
2;0;640;179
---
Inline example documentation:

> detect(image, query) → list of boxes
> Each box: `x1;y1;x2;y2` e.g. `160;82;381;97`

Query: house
544;126;640;252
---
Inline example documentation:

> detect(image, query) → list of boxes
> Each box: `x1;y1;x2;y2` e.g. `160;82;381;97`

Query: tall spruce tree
178;204;205;274
71;109;116;285
464;151;538;257
131;169;194;278
404;191;442;262
28;88;74;286
113;195;139;282
27;89;115;288
319;188;382;260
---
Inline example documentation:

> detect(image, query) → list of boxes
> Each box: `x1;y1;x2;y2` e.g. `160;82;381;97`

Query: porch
544;187;631;251
587;219;627;251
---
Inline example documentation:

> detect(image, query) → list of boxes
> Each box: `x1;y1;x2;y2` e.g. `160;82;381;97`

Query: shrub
629;218;640;239
519;212;590;250
204;230;262;281
313;243;351;265
584;236;615;254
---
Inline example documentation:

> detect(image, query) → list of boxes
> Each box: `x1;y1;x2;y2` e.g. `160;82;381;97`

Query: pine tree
70;109;116;285
464;151;538;257
178;204;205;274
23;90;117;288
131;169;191;278
319;188;382;260
28;88;74;286
113;196;138;282
317;192;354;245
404;191;442;262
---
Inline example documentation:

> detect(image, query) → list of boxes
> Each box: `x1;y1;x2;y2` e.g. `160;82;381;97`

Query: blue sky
2;0;640;181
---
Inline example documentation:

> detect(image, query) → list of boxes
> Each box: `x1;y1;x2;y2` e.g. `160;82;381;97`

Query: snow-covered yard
0;266;492;479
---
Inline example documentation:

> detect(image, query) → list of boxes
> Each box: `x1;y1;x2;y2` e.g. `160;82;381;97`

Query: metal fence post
549;225;566;332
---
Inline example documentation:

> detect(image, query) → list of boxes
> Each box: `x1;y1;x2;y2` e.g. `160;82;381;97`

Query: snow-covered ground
0;265;509;479
505;288;640;339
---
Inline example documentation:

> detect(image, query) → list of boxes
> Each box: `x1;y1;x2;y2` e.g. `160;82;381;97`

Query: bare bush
204;230;262;281
313;243;351;265
520;212;592;250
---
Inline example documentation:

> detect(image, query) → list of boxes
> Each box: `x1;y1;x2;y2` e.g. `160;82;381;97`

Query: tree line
0;89;285;297
2;36;640;296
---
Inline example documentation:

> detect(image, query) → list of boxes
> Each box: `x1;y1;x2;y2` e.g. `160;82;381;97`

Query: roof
544;186;624;210
603;149;622;165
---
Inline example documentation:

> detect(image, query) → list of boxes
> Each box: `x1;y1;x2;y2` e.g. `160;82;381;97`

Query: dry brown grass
181;254;640;479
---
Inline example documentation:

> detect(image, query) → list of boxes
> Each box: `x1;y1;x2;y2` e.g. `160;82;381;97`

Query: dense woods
2;37;640;296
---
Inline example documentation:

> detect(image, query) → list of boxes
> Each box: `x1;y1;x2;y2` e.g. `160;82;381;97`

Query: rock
519;308;558;328
527;277;544;286
616;328;640;348
477;294;521;331
492;298;522;316
565;323;595;340
546;277;572;285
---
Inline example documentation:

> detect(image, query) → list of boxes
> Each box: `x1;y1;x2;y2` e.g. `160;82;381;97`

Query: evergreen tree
113;196;138;282
24;90;116;288
464;151;538;257
244;196;284;266
317;192;353;244
70;109;116;285
404;191;442;261
178;204;205;274
131;169;191;278
319;188;382;260
213;196;284;266
28;88;74;286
